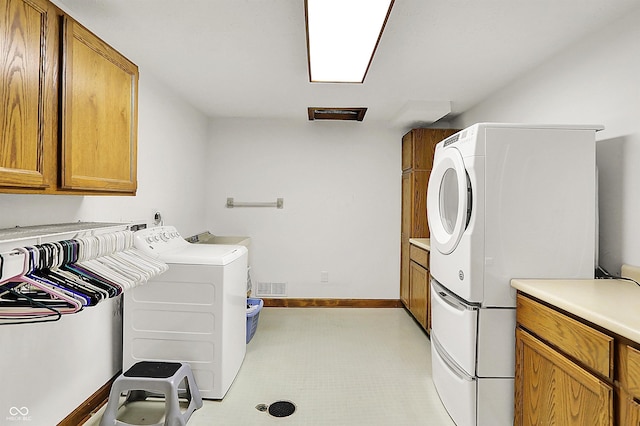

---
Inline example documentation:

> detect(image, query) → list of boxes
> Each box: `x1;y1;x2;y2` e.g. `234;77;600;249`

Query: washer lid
150;244;247;266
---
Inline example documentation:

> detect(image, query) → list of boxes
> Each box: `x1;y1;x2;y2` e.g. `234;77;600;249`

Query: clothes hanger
0;248;83;315
74;231;167;291
43;239;123;301
31;243;109;306
55;239;123;297
75;234;140;291
0;229;170;323
23;246;93;306
0;282;62;325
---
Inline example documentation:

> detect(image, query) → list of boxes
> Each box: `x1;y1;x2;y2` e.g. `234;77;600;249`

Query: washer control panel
134;225;189;254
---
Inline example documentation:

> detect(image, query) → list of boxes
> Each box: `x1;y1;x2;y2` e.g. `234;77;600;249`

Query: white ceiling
58;0;640;127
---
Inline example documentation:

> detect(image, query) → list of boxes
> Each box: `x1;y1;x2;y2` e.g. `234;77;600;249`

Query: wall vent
307;107;367;121
255;282;287;297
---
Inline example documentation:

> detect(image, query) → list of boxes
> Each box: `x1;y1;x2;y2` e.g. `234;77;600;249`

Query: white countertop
511;278;640;343
409;238;430;251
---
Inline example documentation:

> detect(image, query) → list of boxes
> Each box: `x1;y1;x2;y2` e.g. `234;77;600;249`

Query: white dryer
123;226;248;399
427;123;601;307
426;123;602;426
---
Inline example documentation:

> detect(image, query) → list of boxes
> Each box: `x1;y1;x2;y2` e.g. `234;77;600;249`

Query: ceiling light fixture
305;0;394;83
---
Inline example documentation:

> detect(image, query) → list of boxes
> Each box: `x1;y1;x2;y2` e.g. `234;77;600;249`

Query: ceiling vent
307;107;367;121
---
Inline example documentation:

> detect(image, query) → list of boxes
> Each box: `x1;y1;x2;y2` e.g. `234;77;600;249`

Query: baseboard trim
261;298;402;308
58;372;120;426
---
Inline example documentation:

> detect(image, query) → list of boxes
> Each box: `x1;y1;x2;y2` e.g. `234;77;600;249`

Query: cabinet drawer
626;394;640;425
516;294;613;378
409;245;429;269
625;345;640;400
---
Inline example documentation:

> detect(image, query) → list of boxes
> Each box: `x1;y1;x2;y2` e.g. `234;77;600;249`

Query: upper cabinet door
60;17;138;193
0;0;57;189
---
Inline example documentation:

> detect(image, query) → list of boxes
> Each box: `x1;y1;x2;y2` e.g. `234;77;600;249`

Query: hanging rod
0;223;131;283
226;198;284;209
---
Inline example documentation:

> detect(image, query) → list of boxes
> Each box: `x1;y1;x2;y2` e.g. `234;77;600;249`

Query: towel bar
226;198;284;209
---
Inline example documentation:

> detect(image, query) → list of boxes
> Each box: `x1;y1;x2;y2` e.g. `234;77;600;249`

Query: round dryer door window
439;168;460;233
427;147;469;254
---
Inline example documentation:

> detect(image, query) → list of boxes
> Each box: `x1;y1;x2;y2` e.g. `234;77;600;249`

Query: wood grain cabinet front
0;0;138;195
408;261;428;329
401;128;456;172
399;128;457;325
516;293;614;378
515;327;613;426
400;235;410;307
618;343;640;425
623;398;640;426
407;244;430;332
0;0;58;190
60;17;138;193
513;293;640;426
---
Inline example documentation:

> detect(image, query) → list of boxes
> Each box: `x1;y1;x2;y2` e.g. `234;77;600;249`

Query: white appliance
123;225;248;399
426;123;601;425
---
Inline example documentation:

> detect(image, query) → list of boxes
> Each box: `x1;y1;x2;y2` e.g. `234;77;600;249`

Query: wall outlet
320;271;329;283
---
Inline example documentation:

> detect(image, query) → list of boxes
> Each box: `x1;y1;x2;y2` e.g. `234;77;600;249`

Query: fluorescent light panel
306;0;394;83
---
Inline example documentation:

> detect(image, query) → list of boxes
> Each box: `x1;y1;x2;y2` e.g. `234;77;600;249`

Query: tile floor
84;307;455;425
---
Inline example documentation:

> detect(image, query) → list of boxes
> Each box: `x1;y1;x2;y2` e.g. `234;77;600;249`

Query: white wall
206;119;401;299
452;8;640;275
0;72;209;424
0;73;209;235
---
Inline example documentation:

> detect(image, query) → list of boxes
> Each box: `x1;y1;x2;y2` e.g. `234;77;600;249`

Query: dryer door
427;147;471;254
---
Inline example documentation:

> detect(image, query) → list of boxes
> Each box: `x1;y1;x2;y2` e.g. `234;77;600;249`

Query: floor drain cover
268;400;296;418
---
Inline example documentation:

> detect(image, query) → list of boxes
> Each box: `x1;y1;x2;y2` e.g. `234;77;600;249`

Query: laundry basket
246;298;264;343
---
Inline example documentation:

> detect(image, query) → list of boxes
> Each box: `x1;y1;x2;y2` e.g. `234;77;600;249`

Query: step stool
100;361;203;426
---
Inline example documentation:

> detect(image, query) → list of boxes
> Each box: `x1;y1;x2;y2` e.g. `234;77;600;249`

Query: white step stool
100;361;203;426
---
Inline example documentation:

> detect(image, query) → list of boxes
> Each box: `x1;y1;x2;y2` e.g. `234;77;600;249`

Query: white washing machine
123;226;248;399
426;123;602;425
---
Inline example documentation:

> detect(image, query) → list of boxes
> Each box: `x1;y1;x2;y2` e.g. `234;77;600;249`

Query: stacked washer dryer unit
124;226;248;399
426;123;602;425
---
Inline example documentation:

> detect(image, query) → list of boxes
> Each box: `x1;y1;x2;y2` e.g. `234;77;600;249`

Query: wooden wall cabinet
514;293;640;426
0;0;58;190
0;0;138;195
400;128;457;327
60;18;138;193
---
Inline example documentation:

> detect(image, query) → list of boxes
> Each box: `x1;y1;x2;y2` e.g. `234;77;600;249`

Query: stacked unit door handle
433;280;478;312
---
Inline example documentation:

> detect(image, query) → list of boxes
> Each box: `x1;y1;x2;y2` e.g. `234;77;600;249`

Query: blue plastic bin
246;298;263;343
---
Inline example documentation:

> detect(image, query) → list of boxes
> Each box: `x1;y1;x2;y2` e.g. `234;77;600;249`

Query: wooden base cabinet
515;328;613;425
514;293;640;425
619;343;640;425
400;235;410;307
406;243;430;332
